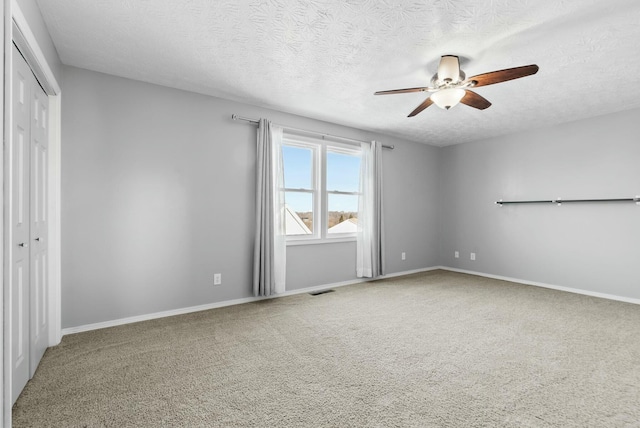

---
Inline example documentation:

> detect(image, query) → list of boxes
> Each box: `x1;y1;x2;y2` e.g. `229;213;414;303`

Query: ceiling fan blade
437;55;460;82
408;97;434;117
460;90;492;110
467;64;539;87
374;87;430;95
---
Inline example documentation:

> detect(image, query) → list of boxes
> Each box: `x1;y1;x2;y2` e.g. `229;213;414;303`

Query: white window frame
282;134;362;245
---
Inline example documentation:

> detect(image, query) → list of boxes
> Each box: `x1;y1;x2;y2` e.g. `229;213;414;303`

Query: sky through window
282;145;361;212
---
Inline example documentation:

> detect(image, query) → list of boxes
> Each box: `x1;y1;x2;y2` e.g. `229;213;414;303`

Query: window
282;142;318;237
282;134;362;243
326;147;360;236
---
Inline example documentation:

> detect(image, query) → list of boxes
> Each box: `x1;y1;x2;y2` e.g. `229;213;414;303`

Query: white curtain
253;119;286;296
356;140;385;278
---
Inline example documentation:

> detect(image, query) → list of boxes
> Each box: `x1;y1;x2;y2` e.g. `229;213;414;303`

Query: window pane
327;151;361;192
282;145;313;189
327;194;358;234
285;192;313;235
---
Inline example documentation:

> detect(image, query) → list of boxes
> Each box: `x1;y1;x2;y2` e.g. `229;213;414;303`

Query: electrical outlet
470;253;476;261
214;273;222;285
454;251;459;258
401;252;406;260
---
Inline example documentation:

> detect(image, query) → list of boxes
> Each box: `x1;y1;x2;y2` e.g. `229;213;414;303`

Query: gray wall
15;0;63;84
61;66;441;328
61;64;640;330
439;108;640;298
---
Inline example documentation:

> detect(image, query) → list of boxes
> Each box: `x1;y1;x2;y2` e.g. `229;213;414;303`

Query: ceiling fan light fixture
430;88;465;110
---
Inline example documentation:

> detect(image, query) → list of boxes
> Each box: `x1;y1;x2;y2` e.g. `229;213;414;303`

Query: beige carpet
12;270;640;427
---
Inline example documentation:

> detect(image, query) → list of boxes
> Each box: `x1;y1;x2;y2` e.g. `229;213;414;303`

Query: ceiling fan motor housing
432;55;466;88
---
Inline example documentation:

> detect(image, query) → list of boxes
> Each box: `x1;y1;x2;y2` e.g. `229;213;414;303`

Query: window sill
286;237;356;246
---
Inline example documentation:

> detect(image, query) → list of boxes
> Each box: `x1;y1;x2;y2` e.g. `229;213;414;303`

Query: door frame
3;1;62;424
1;1;5;424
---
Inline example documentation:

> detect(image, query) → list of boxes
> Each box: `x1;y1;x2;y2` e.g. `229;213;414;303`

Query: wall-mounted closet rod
496;196;640;205
232;114;395;149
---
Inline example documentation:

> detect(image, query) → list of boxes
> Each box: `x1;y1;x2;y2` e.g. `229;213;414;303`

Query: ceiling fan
374;55;539;117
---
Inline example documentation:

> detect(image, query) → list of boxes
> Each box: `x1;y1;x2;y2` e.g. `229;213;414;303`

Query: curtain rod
232;114;394;150
496;197;640;205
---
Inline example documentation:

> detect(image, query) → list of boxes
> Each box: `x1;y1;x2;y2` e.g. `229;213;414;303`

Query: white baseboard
438;266;640;305
61;266;441;336
378;266;441;279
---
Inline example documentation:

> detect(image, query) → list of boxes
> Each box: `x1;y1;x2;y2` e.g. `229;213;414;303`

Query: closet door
30;78;49;376
10;43;32;404
10;43;50;403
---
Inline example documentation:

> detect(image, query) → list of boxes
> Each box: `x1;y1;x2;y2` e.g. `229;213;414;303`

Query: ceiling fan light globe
430;88;466;110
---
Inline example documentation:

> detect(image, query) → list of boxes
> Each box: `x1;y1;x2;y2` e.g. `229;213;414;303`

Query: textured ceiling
37;0;640;146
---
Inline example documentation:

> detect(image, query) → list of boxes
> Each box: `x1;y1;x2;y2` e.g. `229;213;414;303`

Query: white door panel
30;78;49;376
11;44;32;404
